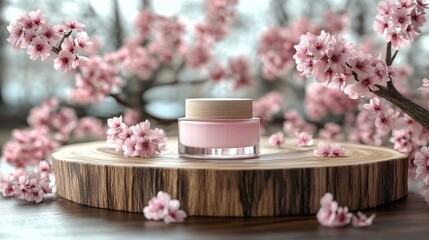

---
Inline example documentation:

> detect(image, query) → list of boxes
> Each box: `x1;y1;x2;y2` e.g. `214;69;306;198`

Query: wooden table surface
0;178;428;240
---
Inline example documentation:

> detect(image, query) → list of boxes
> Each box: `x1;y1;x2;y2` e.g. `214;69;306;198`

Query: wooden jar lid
185;98;253;119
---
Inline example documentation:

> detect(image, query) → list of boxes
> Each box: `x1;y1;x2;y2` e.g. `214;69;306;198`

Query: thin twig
109;93;133;109
52;31;73;54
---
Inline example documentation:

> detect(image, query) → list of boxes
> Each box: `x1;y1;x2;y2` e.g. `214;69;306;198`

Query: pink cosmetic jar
178;98;260;159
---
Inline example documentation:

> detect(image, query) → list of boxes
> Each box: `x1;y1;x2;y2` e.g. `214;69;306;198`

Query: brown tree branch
52;31;72;54
373;80;429;131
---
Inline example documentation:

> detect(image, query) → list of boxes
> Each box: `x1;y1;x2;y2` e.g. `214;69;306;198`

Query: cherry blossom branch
373;80;429;131
52;31;72;54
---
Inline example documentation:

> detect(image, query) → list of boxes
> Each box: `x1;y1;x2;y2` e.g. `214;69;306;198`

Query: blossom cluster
143;191;187;223
317;193;375;227
7;9;90;72
294;31;394;100
305;83;359;121
374;0;428;49
70;56;123;104
1;98;105;168
259;9;348;80
0;161;53;203
253;91;283;129
27;97;106;142
106;116;166;158
107;0;254;90
1;128;57;168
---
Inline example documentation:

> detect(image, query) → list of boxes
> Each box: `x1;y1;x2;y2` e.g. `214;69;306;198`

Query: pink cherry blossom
72;117;106;140
418;76;429;92
283;109;315;136
331;143;346;157
26;36;51;60
332;206;353;227
314;142;334;157
253;91;283;130
319;123;344;141
143;191;187;223
62;20;85;32
268;132;285;148
374;0;426;49
6;21;25;48
294;132;313;147
363;97;388;119
414;146;429;185
163;199;187;223
317;193;339;227
352;211;376;227
1;128;58;168
74;32;92;50
151;128;168;149
107;115;126;140
229;56;253;89
314;142;345;157
16;171;51;203
305;83;358;121
375;108;401;135
144;191;171;221
107;117;165;158
134;136;160;158
208;63;226;82
123;108;140;125
122;135;140;157
53;50;75;72
129;120;151;138
70;56;122;104
0;169;27;197
40;24;61;45
317;193;372;228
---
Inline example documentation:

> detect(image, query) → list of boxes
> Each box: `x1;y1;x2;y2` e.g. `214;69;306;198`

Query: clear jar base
178;143;259;159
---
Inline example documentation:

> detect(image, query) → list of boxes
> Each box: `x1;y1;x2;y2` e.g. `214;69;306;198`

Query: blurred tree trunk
142;0;151;9
271;0;288;26
112;0;123;49
0;0;5;104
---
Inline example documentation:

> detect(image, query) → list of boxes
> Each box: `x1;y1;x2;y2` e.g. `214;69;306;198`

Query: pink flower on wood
134;136;161;158
331;143;346;157
414;146;429;185
317;193;373;228
16;171;51;203
351;211;376;227
294;132;313;147
164;199;187;224
314;142;345;157
332;206;353;227
317;193;339;227
129;120;151;138
314;142;333;157
144;191;187;223
268;132;285;148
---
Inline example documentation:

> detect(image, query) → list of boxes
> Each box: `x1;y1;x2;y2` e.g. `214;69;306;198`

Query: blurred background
1;0;429;145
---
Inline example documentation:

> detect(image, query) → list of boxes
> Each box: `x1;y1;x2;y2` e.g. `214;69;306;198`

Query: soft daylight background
1;0;429;146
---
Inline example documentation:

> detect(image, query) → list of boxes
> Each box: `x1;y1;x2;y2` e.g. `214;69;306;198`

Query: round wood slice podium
52;137;408;217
